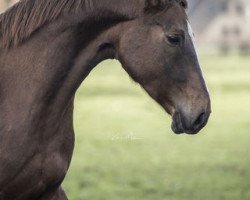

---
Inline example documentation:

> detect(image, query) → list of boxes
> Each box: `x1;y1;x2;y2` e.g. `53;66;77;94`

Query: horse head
116;0;211;134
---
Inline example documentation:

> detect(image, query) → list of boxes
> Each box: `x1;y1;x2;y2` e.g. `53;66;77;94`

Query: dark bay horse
0;0;211;199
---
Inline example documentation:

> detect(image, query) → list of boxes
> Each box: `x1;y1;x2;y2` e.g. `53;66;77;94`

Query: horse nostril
193;112;206;127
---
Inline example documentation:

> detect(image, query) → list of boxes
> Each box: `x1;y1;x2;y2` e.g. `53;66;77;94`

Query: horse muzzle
171;109;211;135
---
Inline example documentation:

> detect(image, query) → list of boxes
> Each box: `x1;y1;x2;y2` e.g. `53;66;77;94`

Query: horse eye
180;1;187;9
166;35;182;46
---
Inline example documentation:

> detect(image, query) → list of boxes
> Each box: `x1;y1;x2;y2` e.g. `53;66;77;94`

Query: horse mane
0;0;93;49
0;0;187;49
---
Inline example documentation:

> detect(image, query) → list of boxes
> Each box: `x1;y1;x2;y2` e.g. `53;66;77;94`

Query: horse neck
0;0;141;131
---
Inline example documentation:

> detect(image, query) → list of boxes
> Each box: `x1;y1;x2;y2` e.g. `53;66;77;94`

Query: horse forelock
144;0;187;12
0;0;95;49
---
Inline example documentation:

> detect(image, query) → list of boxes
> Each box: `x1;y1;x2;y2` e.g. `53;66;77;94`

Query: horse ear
144;0;168;12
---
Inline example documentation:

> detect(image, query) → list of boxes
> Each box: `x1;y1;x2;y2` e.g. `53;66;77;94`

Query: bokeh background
1;0;250;199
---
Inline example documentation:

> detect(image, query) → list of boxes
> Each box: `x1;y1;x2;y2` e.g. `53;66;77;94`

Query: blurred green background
63;55;250;200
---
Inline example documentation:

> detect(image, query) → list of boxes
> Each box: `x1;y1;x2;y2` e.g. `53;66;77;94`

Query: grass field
63;55;250;200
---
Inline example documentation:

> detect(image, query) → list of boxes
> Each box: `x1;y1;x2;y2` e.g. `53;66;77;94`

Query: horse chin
171;114;185;135
163;105;188;134
171;122;200;135
171;112;201;135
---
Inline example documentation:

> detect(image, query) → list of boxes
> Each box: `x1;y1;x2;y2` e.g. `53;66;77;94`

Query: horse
0;0;211;199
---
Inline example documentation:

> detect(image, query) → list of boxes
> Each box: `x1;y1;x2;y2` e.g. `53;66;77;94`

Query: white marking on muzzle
186;20;209;92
